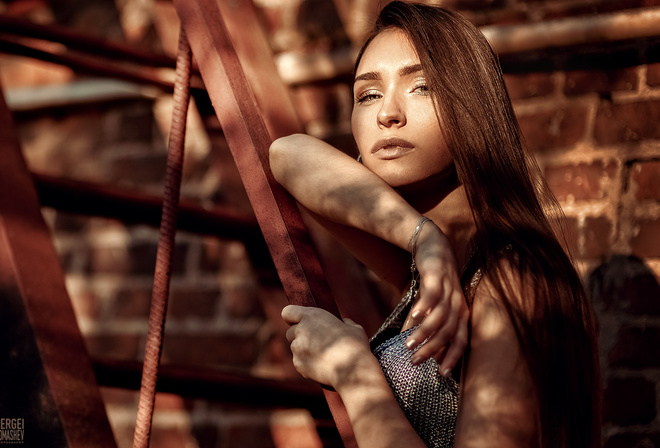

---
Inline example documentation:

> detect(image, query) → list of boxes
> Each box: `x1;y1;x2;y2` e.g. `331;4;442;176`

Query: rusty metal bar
275;6;660;85
482;6;660;55
215;0;385;334
173;0;356;445
33;173;262;240
0;14;178;69
132;27;192;448
0;36;204;93
0;85;117;446
93;357;330;414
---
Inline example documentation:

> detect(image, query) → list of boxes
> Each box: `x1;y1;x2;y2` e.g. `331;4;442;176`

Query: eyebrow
354;64;424;83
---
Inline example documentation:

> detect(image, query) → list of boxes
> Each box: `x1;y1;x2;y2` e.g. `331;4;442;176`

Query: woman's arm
454;265;539;448
282;305;428;448
270;133;421;286
270;133;468;370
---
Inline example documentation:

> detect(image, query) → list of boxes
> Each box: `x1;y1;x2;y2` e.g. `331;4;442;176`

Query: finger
410;275;458;327
406;299;452;350
410;323;454;365
281;304;308;324
285;324;297;343
431;345;448;365
409;280;444;324
438;315;469;376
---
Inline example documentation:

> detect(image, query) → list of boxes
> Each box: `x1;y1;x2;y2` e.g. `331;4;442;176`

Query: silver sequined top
370;266;483;448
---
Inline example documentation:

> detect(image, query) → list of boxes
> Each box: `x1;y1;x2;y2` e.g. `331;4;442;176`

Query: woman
269;2;601;447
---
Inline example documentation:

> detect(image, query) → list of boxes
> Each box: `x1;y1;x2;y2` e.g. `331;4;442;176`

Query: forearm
270;134;422;252
336;355;427;448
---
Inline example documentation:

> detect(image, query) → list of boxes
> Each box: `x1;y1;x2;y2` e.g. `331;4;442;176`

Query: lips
371;137;415;160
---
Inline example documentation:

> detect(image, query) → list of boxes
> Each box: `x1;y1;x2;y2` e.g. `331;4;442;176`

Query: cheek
351;110;369;153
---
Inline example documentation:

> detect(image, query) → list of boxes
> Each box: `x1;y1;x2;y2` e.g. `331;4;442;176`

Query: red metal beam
0;86;117;446
0;14;178;69
172;0;356;445
215;0;387;335
174;0;338;315
93;357;330;414
33;173;263;240
0;36;204;93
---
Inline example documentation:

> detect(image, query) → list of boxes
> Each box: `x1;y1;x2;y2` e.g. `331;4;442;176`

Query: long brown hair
356;2;601;447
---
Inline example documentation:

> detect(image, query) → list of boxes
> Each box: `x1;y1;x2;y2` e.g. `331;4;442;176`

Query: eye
411;81;430;96
355;89;381;104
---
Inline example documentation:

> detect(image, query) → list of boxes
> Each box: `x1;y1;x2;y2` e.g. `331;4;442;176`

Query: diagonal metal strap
172;0;357;445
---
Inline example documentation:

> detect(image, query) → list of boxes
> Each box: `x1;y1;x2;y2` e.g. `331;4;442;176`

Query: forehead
355;28;420;76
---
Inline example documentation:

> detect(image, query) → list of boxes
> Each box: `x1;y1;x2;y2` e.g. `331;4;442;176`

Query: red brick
631;160;660;201
223;282;263;319
594;99;660;145
544;161;617;202
647;62;660;87
603;377;656;426
113;286;152;318
199;237;229;272
87;241;188;276
87;245;128;275
504;72;555;100
150;427;199;448
162;332;260;367
271;411;323;448
153;392;187;411
608;325;660;369
69;287;103;320
587;255;660;316
564;67;638;96
292;85;350;128
630;217;660;258
583;216;612;258
517;105;588;152
168;288;220;320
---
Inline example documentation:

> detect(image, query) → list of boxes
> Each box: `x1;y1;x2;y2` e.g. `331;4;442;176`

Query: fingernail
441;368;451;377
411;309;421;319
406;338;416;349
411;355;422;365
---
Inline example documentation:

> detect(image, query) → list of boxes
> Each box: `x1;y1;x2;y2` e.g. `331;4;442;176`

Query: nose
377;93;406;128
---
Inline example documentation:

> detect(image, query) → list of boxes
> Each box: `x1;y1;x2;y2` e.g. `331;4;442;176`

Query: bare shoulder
454;260;539;448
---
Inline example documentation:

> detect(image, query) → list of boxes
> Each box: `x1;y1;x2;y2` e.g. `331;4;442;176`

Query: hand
282;305;371;388
405;224;470;376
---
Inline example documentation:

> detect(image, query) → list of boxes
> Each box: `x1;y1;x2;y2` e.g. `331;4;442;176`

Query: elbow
269;134;304;183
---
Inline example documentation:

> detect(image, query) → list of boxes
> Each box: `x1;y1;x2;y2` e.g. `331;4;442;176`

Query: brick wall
1;0;659;446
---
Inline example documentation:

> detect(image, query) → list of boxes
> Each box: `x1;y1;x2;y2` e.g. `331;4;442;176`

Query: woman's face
352;28;453;190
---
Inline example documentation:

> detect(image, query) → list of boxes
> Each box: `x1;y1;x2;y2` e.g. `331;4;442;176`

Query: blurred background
0;0;659;447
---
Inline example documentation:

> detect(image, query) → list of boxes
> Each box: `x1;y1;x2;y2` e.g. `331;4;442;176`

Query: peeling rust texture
0;86;117;447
